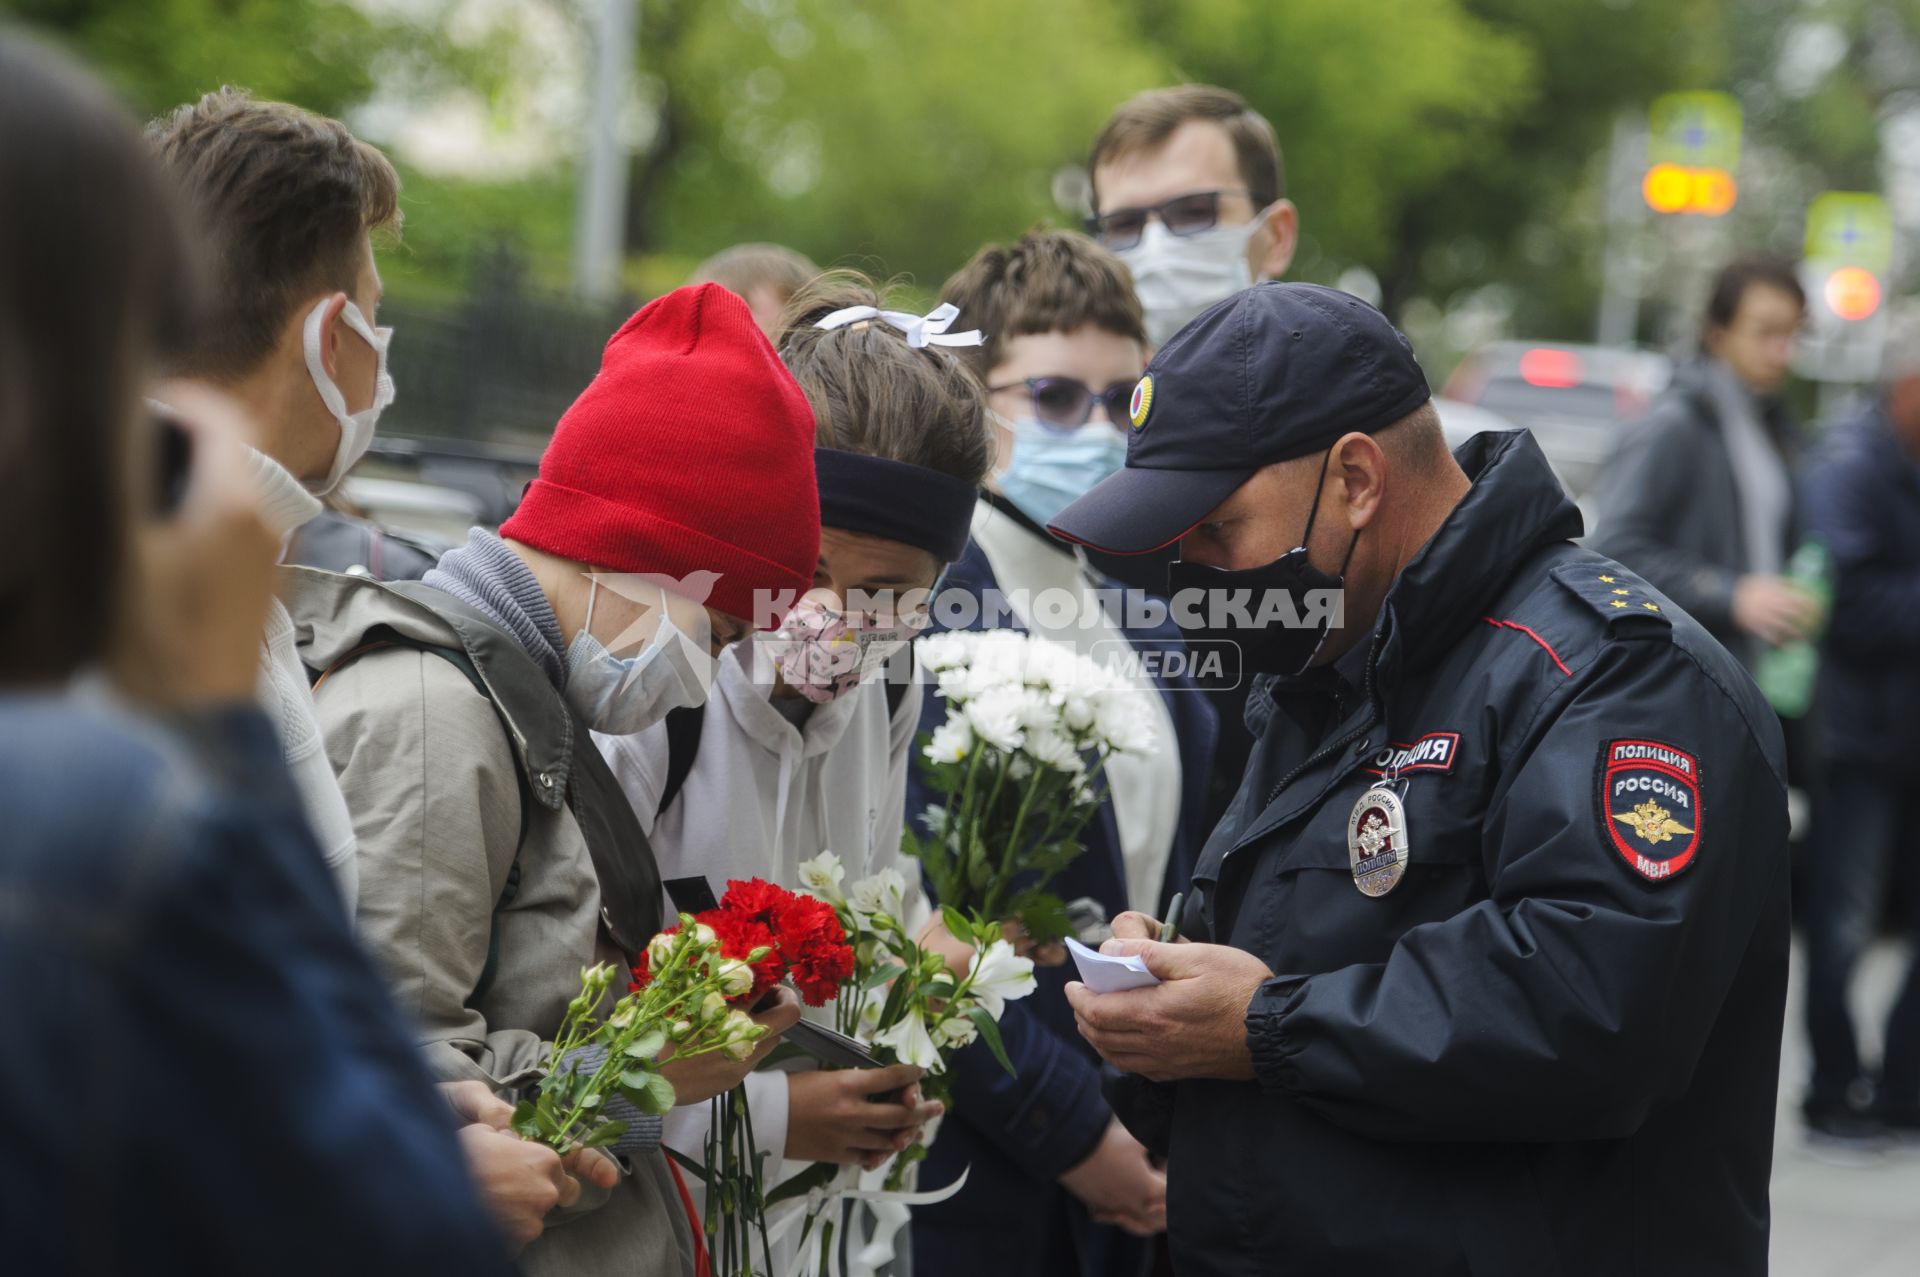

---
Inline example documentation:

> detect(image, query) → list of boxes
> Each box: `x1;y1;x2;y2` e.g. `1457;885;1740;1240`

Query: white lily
850;867;908;919
798;850;847;903
874;1007;942;1070
966;939;1037;1018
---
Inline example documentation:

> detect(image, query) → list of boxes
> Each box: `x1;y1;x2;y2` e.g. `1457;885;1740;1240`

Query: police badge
1347;783;1409;897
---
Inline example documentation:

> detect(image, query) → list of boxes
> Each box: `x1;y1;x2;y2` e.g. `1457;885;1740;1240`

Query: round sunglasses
987;376;1138;430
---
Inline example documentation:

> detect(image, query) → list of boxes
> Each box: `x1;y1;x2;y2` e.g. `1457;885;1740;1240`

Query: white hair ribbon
813;302;984;349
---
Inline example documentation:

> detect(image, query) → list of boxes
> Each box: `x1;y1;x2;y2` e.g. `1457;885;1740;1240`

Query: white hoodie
597;640;927;1206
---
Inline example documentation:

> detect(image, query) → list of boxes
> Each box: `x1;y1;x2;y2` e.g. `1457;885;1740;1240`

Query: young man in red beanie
290;283;819;1276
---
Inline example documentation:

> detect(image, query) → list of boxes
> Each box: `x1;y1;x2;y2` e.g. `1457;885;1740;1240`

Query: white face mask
302;296;394;495
1118;216;1263;347
564;577;711;735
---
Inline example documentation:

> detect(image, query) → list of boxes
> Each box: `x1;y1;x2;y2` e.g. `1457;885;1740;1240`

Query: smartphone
152;408;192;516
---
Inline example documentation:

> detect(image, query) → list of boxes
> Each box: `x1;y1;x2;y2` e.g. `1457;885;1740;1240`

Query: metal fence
379;245;640;448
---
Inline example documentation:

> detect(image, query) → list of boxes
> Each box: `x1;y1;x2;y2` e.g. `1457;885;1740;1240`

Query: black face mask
1167;448;1359;679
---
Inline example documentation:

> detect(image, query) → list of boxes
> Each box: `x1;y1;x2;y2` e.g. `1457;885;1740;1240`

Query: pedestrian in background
0;32;515;1275
1587;256;1820;667
690;241;821;336
1795;312;1920;1147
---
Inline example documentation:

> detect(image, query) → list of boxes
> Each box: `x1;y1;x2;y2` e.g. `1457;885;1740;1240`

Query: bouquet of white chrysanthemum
905;630;1158;941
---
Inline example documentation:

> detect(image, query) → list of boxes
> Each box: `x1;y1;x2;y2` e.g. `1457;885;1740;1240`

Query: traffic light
1642;92;1741;218
1822;265;1881;322
1797;193;1893;383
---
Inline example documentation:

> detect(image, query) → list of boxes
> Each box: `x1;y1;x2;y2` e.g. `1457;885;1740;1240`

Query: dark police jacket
1123;431;1790;1277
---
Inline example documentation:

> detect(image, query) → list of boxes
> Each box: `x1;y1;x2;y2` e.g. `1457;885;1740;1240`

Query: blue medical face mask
997;414;1128;529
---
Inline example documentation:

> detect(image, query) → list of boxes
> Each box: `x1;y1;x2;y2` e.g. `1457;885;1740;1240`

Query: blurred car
1440;342;1673;496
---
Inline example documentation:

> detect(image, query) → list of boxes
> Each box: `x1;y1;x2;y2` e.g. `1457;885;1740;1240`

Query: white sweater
248;448;359;908
597;641;926;1203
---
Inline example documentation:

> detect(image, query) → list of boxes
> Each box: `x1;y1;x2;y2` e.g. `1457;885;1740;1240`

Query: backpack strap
310;628;531;1001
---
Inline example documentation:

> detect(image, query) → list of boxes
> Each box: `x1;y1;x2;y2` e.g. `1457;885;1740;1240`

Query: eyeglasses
1085;189;1251;251
987;376;1137;430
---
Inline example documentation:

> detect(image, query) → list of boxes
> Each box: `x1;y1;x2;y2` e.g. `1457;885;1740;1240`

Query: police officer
1050;283;1790;1276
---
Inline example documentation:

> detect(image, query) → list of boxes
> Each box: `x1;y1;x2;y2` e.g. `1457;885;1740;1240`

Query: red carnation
698;909;784;1003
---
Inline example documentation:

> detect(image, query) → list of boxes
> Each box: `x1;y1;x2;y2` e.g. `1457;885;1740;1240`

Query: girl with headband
598;271;992;1253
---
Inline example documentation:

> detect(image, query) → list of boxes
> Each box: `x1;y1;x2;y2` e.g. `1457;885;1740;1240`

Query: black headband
814;447;978;564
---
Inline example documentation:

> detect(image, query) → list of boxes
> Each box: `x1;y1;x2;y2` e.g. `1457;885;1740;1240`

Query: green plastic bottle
1755;539;1830;718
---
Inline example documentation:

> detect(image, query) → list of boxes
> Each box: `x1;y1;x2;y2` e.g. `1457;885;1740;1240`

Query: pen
1164;891;1184;944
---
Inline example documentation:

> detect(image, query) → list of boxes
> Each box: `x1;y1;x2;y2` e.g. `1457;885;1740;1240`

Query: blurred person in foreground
147;87;401;912
291;283;815;1277
1056;284;1788;1276
0;32;517;1274
913;229;1219;1277
1795;312;1920;1147
1587;256;1818;667
689;241;821;336
1086;84;1297;829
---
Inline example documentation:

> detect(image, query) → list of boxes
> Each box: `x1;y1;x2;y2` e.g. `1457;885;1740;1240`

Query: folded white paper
1066;937;1162;993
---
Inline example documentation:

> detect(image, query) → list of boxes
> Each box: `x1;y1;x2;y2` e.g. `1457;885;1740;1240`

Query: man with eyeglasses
1088;84;1299;349
1087;83;1300;834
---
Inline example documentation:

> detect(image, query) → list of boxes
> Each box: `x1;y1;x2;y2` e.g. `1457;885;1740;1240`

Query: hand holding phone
114;385;277;706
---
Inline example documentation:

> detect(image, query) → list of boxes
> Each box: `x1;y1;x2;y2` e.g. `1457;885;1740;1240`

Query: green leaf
941;903;974;944
863;962;907;992
968;1007;1017;1078
580;1119;628;1149
619;1026;668;1063
636;1069;677;1115
619;1068;653;1090
509;1099;542;1141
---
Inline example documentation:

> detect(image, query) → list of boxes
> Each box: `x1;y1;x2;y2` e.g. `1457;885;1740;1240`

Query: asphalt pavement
1771;941;1920;1276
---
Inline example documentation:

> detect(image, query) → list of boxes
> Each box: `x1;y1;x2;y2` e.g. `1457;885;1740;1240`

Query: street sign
1643;91;1742;216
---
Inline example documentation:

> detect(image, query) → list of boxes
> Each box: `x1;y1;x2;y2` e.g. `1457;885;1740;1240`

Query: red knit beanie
501;283;819;624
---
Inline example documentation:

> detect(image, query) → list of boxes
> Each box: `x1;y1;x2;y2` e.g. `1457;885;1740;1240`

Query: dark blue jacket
1127;432;1789;1276
0;694;513;1276
1799;401;1920;764
908;509;1217;1277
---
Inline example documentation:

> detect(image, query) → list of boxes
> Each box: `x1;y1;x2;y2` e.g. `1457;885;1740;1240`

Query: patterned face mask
770;594;923;703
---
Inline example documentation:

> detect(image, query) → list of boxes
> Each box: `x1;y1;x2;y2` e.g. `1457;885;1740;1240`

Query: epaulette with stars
1548;562;1674;631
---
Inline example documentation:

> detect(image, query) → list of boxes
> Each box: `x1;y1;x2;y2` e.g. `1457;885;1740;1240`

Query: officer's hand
1110;911;1191;943
1065;940;1273;1083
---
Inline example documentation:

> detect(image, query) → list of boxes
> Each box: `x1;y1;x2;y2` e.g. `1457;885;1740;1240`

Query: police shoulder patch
1599;738;1700;882
1550;563;1673;630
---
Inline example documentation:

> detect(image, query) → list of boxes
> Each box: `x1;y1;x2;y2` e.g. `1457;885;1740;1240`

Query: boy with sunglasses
914;230;1217;1277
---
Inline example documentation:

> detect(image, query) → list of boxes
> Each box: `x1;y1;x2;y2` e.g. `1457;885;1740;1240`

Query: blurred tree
621;0;1168;294
3;0;391;118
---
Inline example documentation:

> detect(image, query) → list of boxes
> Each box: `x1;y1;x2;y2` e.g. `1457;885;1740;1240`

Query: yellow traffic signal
1641;163;1737;216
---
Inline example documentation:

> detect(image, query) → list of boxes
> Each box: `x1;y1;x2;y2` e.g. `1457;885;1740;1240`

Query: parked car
1440;342;1672;496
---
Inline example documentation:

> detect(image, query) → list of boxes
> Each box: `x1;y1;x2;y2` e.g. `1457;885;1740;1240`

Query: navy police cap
1048;282;1430;555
